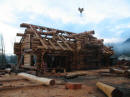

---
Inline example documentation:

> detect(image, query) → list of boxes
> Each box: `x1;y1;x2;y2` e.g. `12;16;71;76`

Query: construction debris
109;68;125;74
109;65;130;77
0;69;130;97
65;82;82;89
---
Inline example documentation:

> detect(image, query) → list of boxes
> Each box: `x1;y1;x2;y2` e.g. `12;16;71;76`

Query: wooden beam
48;40;58;50
57;35;73;51
52;38;66;50
56;42;66;50
17;33;24;36
29;25;48;49
20;23;75;34
26;28;57;35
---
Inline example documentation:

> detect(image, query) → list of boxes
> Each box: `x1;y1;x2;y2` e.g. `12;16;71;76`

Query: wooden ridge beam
21;23;75;35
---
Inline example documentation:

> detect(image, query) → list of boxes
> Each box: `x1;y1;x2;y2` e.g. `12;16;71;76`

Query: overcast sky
0;0;130;54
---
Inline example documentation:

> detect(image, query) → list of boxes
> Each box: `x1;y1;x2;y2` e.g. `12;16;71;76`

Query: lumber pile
14;23;113;73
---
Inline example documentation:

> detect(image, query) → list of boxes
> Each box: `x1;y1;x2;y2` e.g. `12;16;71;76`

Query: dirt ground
0;69;130;97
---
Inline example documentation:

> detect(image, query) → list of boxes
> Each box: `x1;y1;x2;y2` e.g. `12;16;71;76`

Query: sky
0;0;130;54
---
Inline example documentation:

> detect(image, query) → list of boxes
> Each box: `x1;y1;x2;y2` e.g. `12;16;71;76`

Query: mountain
124;38;130;44
109;38;130;57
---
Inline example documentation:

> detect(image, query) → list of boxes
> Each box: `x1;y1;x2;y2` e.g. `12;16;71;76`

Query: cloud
115;24;130;30
0;3;17;23
104;38;124;43
2;0;130;24
0;22;21;54
0;0;130;54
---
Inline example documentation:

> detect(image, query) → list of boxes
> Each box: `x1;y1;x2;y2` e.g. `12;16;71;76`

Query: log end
20;23;30;28
112;88;123;97
49;80;55;86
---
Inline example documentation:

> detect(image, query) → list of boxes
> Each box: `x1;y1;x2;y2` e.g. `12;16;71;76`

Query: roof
14;23;113;56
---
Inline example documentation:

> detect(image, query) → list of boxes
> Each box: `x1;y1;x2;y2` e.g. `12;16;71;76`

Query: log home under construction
14;23;113;73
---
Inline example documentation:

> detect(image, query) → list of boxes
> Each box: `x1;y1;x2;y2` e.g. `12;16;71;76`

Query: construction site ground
0;69;130;97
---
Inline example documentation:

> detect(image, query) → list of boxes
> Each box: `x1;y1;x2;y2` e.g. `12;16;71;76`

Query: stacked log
14;23;113;72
